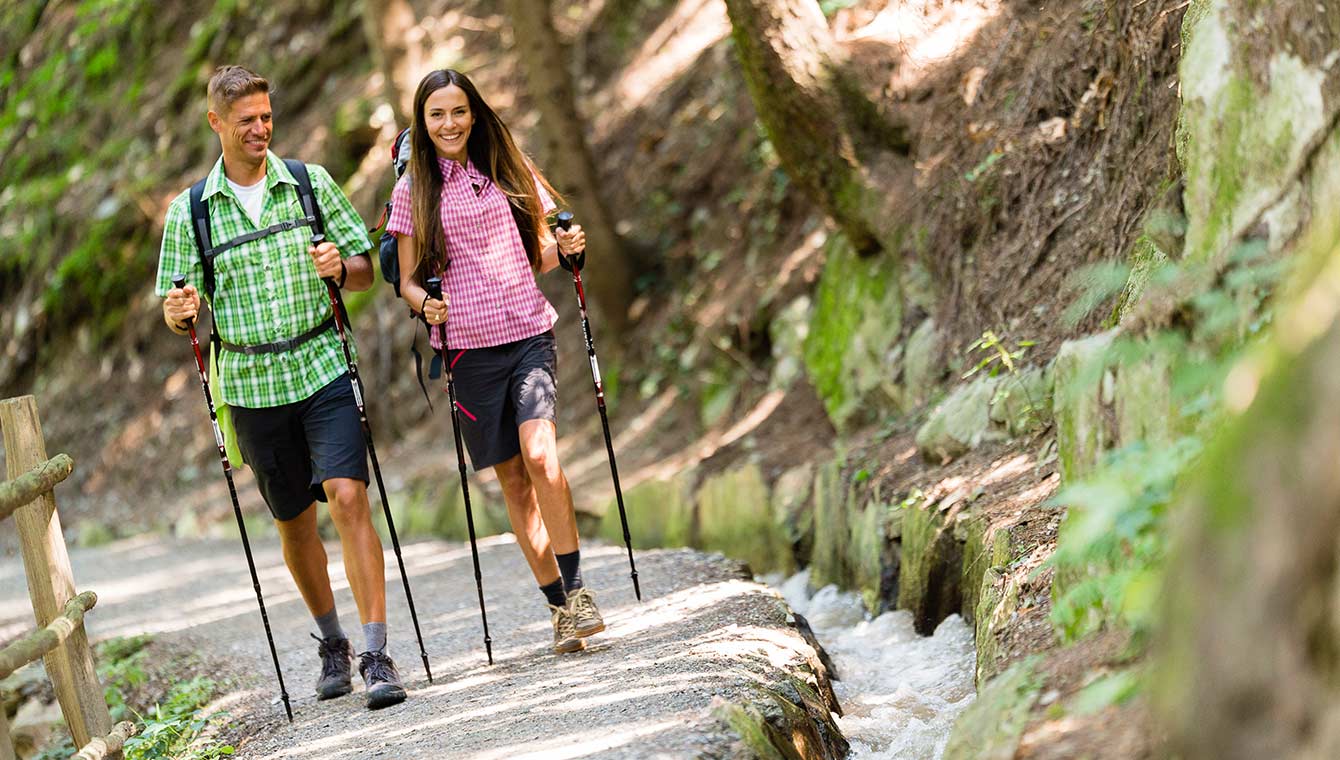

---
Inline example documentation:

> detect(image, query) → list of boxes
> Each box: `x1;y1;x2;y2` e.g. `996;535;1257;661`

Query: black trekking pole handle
553;213;642;601
425;276;494;664
309;235;435;683
171;275;293;723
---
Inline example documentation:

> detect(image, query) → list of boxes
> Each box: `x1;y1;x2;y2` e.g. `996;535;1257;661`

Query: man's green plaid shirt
155;152;371;408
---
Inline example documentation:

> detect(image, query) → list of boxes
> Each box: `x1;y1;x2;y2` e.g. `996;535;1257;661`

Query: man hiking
156;65;407;710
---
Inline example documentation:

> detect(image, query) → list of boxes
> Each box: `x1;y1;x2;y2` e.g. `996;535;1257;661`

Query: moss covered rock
896;498;965;635
902;318;942;407
960;516;1012;629
915;374;1005;462
698;464;793;575
1179;2;1336;265
771;463;818;567
715;676;849;760
599;473;694;549
1052;331;1117;483
943;657;1044;760
802;235;903;431
810;458;853;589
849;492;900;613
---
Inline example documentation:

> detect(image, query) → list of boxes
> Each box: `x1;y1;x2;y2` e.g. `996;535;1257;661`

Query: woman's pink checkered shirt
388;156;558;349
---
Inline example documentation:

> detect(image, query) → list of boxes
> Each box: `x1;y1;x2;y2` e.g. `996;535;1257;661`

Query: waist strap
220;317;336;355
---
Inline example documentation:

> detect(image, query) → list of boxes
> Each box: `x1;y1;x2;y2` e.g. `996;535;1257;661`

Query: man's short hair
207;66;269;114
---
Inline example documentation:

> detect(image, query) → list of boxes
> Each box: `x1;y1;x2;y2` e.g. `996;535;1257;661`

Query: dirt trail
0;535;827;758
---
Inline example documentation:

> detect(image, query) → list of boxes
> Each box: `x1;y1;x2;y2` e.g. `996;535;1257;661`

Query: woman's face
424;84;474;163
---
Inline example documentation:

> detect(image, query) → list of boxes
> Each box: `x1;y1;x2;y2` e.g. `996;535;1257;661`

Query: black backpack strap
283;158;353;330
283;159;325;239
187;177;224;358
188;178;214;300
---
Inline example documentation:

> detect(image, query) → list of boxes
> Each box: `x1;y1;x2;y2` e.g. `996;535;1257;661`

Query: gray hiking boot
357;650;407;710
312;634;353;700
549;603;584;654
567;587;606;638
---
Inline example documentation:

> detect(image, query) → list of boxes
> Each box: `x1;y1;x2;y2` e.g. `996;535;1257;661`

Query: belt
220;317;336;355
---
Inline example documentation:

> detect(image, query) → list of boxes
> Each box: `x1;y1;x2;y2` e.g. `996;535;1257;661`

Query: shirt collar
202;151;295;200
437;155;487;184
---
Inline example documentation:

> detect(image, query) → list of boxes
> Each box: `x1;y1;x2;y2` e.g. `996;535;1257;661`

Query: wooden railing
1;396;135;760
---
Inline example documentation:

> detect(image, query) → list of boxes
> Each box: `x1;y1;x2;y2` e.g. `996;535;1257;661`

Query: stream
768;570;978;760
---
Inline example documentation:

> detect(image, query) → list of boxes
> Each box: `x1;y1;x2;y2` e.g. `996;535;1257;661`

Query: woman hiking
387;69;604;654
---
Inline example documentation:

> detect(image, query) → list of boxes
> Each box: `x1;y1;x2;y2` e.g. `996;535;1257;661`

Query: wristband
337;261;348;289
420;292;430;316
558;250;586;273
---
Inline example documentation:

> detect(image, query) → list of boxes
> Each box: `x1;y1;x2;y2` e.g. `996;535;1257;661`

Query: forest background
4;0;1338;757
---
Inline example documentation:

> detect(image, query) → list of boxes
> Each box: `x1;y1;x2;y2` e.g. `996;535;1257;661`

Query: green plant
963;329;1043;431
963;330;1035;379
34;636;233;759
1049;435;1203;643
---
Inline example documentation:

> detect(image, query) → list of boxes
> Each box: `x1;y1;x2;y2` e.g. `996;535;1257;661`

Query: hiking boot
567;587;606;638
312;634;353;700
357;650;407;710
549;603;584;654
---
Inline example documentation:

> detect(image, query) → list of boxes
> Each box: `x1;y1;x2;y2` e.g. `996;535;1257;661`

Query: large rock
1052;331;1117;483
771;463;817;567
896;496;965;635
809;459;853;589
802;235;903;431
599;472;694;550
1178;1;1340;265
916;366;1052;462
915;374;1005;462
698;464;793;575
943;657;1044;760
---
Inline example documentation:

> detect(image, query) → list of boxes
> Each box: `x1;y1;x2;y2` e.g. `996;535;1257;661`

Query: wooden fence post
0;396;111;749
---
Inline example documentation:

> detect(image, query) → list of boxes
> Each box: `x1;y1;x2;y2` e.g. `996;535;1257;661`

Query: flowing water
768;570;977;760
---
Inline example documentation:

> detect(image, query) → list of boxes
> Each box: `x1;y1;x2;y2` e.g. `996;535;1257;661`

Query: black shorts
231;374;369;522
450;331;558;471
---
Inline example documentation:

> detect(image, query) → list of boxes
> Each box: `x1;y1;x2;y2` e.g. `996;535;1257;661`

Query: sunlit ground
0;535;817;758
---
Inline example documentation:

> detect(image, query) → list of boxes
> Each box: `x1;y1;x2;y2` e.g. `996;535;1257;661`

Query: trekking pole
171;275;293;723
425;276;494;665
312;234;433;683
554;212;641;601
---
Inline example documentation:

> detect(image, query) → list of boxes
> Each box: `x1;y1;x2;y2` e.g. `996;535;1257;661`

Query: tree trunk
504;0;633;331
361;0;418;122
724;0;909;256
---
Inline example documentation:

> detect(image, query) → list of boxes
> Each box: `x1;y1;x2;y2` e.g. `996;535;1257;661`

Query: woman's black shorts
449;331;558;471
231;373;369;521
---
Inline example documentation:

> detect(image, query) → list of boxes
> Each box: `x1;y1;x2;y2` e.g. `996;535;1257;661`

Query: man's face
210;92;272;164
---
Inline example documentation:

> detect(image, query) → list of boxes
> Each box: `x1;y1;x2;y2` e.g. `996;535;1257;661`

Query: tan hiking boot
567;587;606;638
549;603;584;653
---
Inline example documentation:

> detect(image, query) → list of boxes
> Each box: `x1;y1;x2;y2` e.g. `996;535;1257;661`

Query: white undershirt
227;176;267;226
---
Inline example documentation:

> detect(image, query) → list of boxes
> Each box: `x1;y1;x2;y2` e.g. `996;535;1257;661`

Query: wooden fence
1;396;135;760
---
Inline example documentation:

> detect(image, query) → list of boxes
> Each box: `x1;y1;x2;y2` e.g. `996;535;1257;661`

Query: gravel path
0;534;823;758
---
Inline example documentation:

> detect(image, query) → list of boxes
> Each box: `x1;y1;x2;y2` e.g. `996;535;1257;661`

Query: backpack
186;158;328;464
371;127;412;295
369;127;441;407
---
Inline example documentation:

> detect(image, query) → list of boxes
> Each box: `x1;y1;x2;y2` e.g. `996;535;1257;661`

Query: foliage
963;329;1043;432
32;635;232;760
1049;236;1288;645
962;330;1034;380
1049;434;1202;642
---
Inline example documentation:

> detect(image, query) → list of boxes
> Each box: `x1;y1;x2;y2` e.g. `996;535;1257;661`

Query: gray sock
363;621;387;654
315;607;344;641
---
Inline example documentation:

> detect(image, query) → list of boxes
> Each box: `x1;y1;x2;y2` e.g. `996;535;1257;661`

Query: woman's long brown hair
408;69;563;281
